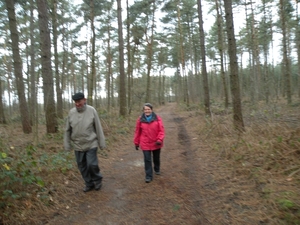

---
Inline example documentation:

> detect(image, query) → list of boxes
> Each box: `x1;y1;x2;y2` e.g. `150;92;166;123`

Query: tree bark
296;3;300;98
51;0;63;119
223;0;245;132
145;0;156;104
197;0;211;116
29;0;38;143
5;0;32;133
215;0;229;108
126;0;133;114
176;1;189;107
0;80;7;124
117;0;127;116
279;0;292;104
88;0;96;106
106;26;112;113
37;0;58;133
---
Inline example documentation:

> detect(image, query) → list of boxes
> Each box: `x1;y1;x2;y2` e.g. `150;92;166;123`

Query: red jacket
134;112;165;150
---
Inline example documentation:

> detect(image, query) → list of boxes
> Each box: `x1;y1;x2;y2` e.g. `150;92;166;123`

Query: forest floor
1;101;300;225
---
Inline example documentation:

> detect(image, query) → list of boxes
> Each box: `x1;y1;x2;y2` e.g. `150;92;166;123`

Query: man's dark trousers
75;147;102;187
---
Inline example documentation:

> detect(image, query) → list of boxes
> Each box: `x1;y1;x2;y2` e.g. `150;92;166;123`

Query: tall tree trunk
5;0;32;133
145;0;156;103
117;0;127;116
162;75;166;104
261;0;271;104
88;0;96;106
197;0;211;116
295;2;300;98
51;0;63;119
186;20;197;104
4;57;13;116
215;0;229;108
223;0;245;132
0;80;6;124
177;1;189;107
279;0;292;104
71;36;77;94
126;0;132;114
106;27;112;113
61;20;69;105
249;2;262;102
29;0;38;142
243;2;254;103
37;0;58;133
158;70;162;104
192;38;201;103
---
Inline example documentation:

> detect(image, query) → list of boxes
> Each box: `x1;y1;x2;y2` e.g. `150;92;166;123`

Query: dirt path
45;103;225;224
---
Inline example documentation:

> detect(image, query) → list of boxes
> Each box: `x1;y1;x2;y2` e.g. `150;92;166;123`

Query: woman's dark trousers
143;149;161;180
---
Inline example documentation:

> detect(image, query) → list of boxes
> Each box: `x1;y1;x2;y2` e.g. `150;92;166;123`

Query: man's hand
135;145;139;150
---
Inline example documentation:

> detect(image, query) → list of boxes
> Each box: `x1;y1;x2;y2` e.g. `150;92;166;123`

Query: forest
0;0;300;224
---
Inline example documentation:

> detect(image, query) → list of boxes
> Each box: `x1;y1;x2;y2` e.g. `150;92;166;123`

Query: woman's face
143;106;152;116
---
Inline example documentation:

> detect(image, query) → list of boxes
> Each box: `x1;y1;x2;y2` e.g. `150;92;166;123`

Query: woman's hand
155;141;162;145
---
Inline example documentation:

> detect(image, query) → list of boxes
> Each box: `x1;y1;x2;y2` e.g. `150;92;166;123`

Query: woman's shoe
145;178;152;183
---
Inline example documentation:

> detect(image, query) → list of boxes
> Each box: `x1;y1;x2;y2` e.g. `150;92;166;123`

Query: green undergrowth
0;139;74;211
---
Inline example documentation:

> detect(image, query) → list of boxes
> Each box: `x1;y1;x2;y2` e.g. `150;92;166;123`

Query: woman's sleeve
156;117;165;142
133;118;141;146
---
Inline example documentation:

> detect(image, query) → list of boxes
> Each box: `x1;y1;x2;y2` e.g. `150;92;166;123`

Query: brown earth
1;102;300;224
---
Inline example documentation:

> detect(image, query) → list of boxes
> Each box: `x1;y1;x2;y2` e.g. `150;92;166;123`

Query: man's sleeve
63;116;72;151
94;109;106;149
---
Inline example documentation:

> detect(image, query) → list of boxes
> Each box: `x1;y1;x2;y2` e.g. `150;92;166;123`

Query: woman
134;103;165;183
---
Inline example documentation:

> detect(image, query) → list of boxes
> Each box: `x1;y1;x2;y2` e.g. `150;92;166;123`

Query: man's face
74;98;86;110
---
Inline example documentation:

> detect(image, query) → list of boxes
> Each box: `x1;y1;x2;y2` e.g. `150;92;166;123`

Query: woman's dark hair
143;103;153;110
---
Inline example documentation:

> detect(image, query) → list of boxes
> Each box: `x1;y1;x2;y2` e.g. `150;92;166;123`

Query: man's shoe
83;185;94;192
155;171;160;175
145;178;152;183
95;181;102;191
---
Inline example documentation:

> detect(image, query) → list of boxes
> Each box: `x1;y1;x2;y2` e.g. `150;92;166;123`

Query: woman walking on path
134;103;165;183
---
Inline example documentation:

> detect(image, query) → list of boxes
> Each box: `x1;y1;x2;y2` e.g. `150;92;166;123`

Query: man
64;92;105;192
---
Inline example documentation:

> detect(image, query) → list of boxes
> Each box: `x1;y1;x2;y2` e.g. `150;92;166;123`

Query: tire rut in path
171;115;208;224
